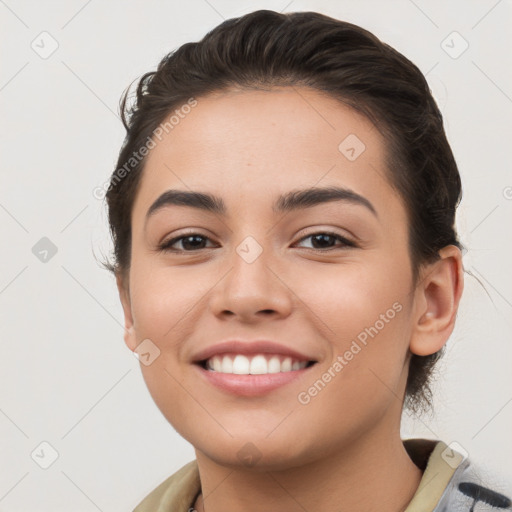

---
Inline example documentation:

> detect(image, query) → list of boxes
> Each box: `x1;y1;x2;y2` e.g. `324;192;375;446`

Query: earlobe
409;245;464;357
116;273;137;352
124;325;138;352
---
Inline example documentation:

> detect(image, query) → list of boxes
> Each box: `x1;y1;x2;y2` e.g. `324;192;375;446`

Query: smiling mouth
196;353;317;375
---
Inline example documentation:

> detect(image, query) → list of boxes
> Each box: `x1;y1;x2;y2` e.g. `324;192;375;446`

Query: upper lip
191;340;317;364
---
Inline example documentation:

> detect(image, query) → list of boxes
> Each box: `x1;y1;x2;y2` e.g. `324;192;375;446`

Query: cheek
129;262;208;341
295;256;412;397
128;266;199;434
295;255;410;339
293;287;410;455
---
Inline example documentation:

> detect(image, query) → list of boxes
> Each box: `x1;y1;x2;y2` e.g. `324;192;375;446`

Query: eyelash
157;231;357;253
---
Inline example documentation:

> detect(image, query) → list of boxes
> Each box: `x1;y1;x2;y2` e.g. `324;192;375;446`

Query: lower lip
194;363;316;397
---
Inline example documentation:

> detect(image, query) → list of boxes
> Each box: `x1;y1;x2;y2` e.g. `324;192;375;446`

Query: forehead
132;86;399;220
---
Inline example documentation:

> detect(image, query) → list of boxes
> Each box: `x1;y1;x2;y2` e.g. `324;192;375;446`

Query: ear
409;245;464;356
116;272;138;352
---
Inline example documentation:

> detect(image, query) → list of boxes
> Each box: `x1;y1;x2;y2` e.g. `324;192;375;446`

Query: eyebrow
145;186;378;226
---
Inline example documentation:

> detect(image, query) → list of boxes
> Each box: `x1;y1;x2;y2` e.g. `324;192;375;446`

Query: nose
208;241;294;323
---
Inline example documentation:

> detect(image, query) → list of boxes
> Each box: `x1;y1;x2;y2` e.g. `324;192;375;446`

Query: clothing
132;438;511;511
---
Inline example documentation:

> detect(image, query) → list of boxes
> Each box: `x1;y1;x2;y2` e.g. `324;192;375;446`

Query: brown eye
159;234;215;252
295;232;356;250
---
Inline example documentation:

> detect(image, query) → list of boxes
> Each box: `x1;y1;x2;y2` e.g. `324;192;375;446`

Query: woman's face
119;87;425;469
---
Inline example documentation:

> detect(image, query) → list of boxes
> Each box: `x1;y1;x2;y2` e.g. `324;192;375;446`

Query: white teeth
281;357;292;372
211;355;223;372
267;356;281;373
249;355;267;374
205;354;309;374
233;354;250;374
222;355;233;373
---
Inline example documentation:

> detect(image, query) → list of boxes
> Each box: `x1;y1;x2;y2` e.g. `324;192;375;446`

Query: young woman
102;10;511;512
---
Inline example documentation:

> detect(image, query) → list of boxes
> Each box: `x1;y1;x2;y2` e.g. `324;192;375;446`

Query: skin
116;87;464;512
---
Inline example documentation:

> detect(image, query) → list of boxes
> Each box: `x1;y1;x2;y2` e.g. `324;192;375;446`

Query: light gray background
1;0;511;510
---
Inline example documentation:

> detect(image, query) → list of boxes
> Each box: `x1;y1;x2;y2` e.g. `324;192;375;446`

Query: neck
193;422;423;512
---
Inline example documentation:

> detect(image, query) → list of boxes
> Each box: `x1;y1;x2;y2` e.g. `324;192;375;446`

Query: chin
193;436;316;472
